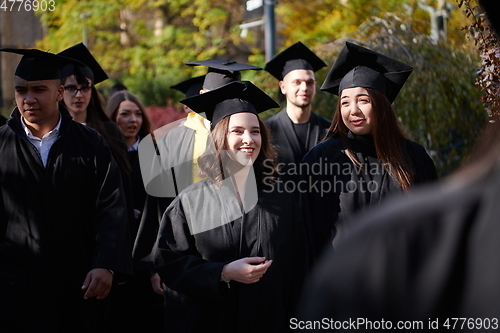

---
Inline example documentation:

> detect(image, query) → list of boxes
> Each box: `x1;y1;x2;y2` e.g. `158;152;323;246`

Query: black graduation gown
0;107;133;333
301;131;437;255
298;164;500;330
133;125;196;270
153;177;310;333
107;144;165;333
128;149;146;211
100;121;138;239
132;125;199;331
265;109;330;181
127;149;146;235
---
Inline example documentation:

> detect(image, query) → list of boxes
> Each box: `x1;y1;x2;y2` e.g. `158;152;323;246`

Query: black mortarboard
264;41;327;81
170;75;206;98
0;48;83;81
480;0;500;35
321;42;413;103
180;81;279;129
185;59;262;91
58;43;108;84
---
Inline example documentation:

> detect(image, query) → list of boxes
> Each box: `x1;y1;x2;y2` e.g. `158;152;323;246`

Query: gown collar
347;131;376;156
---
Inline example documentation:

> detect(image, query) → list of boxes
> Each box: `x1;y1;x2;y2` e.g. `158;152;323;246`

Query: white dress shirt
21;115;61;167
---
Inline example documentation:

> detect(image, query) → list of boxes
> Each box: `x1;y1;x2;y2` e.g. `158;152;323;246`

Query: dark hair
106;90;151;139
61;75;131;173
325;88;415;191
198;114;277;189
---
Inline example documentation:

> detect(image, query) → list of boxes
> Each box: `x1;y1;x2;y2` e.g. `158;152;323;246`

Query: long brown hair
198;114;277;188
106;90;151;139
325;88;415;191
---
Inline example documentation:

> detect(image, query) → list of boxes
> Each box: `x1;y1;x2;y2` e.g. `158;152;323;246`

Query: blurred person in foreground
297;1;500;330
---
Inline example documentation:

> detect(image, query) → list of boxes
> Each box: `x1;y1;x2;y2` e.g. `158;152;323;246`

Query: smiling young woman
301;42;438;255
106;90;151;150
153;81;311;333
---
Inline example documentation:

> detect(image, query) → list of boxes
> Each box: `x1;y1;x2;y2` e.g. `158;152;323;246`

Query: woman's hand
150;272;164;295
222;257;273;284
81;268;113;300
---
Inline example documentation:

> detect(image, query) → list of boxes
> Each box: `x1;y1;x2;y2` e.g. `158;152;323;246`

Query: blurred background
0;0;497;177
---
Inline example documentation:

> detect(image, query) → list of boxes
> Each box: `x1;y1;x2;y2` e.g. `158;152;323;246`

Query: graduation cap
0;48;84;81
57;43;108;84
181;81;279;129
170;75;206;98
320;42;413;103
185;59;262;91
264;41;327;81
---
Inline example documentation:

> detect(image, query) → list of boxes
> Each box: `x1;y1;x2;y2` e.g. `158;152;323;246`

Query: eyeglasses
64;85;92;95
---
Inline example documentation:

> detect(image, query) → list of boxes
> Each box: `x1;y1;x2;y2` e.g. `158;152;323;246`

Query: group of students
5;6;499;328
299;1;500;330
126;40;438;332
0;44;161;332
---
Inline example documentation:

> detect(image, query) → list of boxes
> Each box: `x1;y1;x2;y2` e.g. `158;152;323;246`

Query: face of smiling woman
114;100;143;147
225;112;262;167
340;86;374;136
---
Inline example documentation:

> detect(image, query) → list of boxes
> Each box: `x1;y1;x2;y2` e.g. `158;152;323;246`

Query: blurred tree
458;0;500;117
34;0;489;175
274;0;467;48
36;0;259;106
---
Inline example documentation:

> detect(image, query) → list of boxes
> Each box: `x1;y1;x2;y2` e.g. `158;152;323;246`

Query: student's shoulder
0;122;10;135
63;121;112;151
402;138;432;157
69;120;101;138
178;178;213;196
303;135;344;160
264;109;286;125
312;112;331;127
102;120;122;137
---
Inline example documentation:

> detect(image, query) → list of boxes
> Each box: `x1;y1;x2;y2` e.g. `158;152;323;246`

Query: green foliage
36;0;253;105
34;0;489;176
312;14;487;176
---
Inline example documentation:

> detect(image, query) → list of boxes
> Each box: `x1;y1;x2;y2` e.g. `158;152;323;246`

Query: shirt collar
128;137;140;151
21;113;61;139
